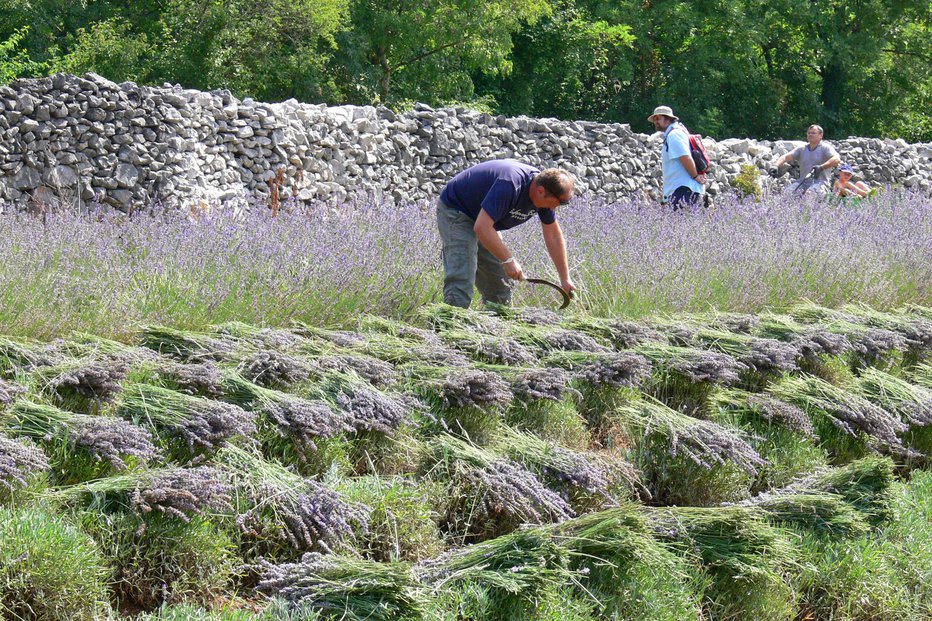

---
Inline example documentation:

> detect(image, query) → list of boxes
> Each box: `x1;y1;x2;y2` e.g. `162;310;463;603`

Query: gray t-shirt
791;142;839;184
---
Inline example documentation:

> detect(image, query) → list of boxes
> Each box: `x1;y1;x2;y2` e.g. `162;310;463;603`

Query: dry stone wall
1;73;930;210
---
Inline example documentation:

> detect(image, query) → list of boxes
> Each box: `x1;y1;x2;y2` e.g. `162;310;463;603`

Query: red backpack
664;123;712;177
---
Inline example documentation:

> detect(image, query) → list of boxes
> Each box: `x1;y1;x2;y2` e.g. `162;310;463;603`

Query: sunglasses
545;189;572;205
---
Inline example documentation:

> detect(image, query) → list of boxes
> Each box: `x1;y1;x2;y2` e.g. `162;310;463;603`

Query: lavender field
1;189;929;340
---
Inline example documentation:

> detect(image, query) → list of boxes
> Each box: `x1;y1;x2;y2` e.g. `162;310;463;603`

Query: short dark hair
537;168;574;202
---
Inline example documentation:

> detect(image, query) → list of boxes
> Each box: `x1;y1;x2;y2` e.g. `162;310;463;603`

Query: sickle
525;278;572;309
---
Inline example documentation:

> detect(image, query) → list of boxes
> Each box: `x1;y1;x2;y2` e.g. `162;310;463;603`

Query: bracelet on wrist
501;257;515;265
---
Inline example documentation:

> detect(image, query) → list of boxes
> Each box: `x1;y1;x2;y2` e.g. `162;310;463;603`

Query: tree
336;0;552;106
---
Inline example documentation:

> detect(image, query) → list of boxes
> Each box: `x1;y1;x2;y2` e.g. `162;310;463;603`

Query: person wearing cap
436;159;577;308
772;124;841;193
647;106;706;209
833;164;870;198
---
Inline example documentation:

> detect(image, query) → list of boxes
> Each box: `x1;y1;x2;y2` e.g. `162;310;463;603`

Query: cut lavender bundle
69;415;162;471
768;375;911;458
0;378;25;407
219;445;369;555
316;354;398;388
409;366;514;412
510;367;575;403
212;321;307;351
634;342;748;386
853;368;932;428
710;389;817;439
708;313;761;335
617;399;765;476
563;316;667;349
840;303;932;351
0;336;60;375
223;373;351;453
486;303;562;326
0;433;49;493
494;426;636;505
264;479;371;553
359;331;471;367
8;400;163;475
61;332;160;363
148;359;227;397
788;303;908;364
139;325;239;361
438;329;538;366
118;383;256;454
509;324;610;354
312;372;410;435
687;327;800;375
708;388;826;490
544;350;652;389
429;433;573;535
238;349;313;388
36;355;130;402
258;552;425;620
357;315;444;348
131;465;233;521
419;302;509;336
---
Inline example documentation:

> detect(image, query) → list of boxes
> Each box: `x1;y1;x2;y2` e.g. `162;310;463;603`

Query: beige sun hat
647;105;679;122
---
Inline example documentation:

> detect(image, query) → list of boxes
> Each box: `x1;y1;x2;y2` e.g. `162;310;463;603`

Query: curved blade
525;278;571;309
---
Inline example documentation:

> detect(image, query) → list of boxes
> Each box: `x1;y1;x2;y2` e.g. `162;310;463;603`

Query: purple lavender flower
240;349;312;388
0;433;49;492
131;466;233;521
70;415;162;470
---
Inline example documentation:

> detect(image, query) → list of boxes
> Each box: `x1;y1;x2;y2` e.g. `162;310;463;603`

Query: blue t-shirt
439;159;557;231
662;123;705;198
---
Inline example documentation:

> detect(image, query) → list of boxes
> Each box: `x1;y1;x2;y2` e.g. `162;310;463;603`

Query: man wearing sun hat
833;164;871;198
647;105;705;209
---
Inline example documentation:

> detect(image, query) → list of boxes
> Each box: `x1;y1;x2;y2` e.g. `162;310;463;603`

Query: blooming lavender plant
131;466;233;521
0;433;49;492
1;192;930;340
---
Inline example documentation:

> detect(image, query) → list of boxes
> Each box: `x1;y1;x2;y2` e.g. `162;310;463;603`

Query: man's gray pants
436;200;511;308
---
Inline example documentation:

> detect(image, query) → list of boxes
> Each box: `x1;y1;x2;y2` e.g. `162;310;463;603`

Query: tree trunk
377;46;391;103
820;59;845;136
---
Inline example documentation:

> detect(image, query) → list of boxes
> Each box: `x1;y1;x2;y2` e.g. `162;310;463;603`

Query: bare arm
774;151;795;167
474;209;524;280
541;220;575;293
678;154;699;179
820;155;841;171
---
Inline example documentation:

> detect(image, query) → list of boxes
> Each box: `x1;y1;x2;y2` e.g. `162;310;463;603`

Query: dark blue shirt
440;159;557;231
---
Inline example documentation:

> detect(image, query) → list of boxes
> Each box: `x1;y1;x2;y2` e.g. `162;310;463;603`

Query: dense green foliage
0;0;928;139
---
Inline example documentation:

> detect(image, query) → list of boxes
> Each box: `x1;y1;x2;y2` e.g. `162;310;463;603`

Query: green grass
0;505;111;620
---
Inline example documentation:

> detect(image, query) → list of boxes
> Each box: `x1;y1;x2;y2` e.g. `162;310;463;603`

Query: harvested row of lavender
1;189;930;340
1;303;931;619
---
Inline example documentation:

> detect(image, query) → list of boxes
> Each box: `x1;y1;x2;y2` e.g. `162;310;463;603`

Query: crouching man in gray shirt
773;124;841;194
